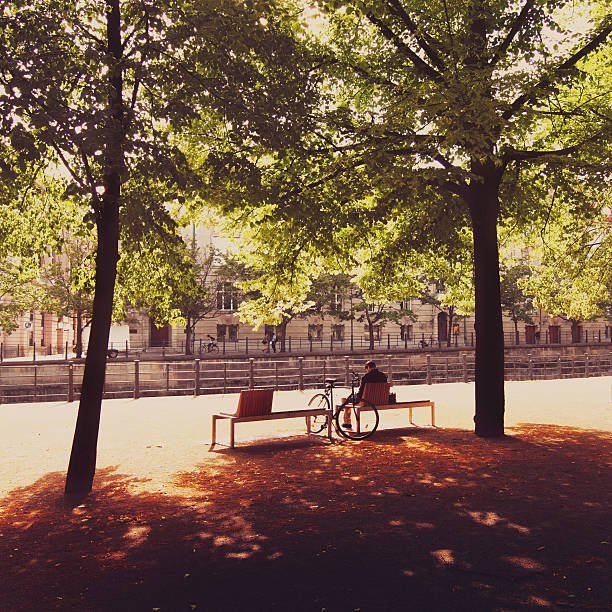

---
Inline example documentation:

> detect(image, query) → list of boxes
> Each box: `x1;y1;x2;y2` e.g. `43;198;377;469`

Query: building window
228;324;238;341
331;290;343;313
400;299;412;311
308;324;323;341
400;324;413;340
216;324;226;339
216;283;240;311
332;324;344;341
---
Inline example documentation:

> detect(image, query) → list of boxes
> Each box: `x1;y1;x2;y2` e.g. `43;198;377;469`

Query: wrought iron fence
2;328;611;361
0;351;610;404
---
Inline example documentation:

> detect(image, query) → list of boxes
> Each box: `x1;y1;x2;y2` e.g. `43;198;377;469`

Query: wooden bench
339;382;436;431
210;388;332;449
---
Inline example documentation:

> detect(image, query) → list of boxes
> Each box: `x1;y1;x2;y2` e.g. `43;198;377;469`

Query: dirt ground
1;377;611;611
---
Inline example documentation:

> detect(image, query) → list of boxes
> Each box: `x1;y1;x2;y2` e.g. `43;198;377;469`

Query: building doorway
437;312;448;343
149;321;170;347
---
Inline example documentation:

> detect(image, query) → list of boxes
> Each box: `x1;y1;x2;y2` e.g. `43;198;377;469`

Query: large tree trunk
65;0;123;498
468;164;505;437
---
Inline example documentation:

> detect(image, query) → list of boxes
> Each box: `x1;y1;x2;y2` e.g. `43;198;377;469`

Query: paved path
1;376;610;498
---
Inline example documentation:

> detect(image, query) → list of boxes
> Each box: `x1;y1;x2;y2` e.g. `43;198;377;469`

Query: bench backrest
362;382;391;406
234;388;274;417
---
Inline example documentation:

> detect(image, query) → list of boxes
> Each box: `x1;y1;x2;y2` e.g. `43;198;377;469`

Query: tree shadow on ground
1;425;610;611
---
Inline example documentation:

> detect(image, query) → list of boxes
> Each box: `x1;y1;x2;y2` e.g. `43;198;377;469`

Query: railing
0;351;610;404
2;328;612;361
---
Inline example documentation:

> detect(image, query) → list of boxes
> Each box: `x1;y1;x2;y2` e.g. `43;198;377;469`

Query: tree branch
385;0;445;71
365;12;444;83
503;23;612;120
489;0;535;67
502;137;599;161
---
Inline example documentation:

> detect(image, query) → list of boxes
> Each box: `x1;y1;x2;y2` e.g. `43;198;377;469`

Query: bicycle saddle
325;378;337;386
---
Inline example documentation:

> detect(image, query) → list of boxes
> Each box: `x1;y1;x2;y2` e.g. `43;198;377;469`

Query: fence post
194;359;201;396
309;337;313;353
344;355;350;386
0;342;3;363
65;341;69;361
528;353;533;380
222;338;226;355
134;360;140;399
585;353;589;377
245;337;249;355
249;358;255;389
288;337;292;353
275;361;279;390
426;355;432;385
34;364;38;399
125;339;129;359
33;343;36;362
68;362;74;402
463;353;468;383
223;362;228;393
387;354;393;384
298;356;304;390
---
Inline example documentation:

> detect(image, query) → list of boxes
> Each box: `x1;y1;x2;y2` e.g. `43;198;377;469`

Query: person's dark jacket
356;368;387;402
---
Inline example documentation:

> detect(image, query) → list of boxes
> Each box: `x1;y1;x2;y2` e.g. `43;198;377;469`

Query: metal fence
2;328;612;361
0;350;610;404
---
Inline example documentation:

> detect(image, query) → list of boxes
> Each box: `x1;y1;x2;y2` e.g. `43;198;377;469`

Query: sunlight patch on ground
502;556;546;571
123;525;150;548
466;510;531;534
431;549;455;566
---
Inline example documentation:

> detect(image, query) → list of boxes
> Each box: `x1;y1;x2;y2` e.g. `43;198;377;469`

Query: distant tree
499;261;534;345
521;185;611;341
41;235;96;358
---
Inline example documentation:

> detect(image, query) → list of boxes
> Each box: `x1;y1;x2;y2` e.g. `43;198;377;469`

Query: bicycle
307;371;379;440
205;341;219;353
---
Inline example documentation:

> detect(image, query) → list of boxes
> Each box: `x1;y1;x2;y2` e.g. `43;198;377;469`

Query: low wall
0;346;610;404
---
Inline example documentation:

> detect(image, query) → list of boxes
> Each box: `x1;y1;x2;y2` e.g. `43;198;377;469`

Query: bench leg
306;415;311;434
409;406;414;425
211;415;218;447
229;420;235;448
431;403;436;427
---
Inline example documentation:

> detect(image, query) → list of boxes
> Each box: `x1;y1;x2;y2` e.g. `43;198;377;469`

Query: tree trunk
185;316;193;355
64;0;124;498
446;307;454;347
278;319;288;352
468;164;505;437
74;308;84;358
513;318;519;345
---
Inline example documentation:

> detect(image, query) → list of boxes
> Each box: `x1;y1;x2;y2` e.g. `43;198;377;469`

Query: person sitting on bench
344;360;387;429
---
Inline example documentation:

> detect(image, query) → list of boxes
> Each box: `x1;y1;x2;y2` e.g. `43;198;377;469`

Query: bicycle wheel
307;393;330;434
335;398;379;440
209;344;219;353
